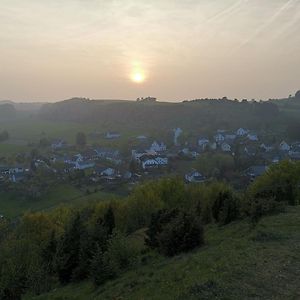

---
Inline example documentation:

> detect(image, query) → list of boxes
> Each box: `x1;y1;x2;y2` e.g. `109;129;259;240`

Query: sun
131;72;145;83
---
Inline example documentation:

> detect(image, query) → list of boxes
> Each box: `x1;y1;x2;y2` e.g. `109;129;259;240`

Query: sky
0;0;299;102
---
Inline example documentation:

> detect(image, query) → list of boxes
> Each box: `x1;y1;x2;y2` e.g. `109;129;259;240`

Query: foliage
146;209;204;256
243;161;300;222
0;164;300;298
195;153;235;178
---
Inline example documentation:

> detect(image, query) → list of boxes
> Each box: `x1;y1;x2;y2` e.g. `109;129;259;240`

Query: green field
0;184;118;218
0;116;150;156
27;206;300;300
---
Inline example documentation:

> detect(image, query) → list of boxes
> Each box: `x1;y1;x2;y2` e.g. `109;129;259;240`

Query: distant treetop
136;97;157;102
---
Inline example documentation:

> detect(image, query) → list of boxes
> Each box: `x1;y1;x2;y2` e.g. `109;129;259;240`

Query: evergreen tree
41;230;57;275
55;214;83;284
90;246;116;286
103;206;115;236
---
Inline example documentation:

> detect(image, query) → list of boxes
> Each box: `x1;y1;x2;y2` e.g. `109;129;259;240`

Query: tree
156;212;204;256
295;90;300;99
146;209;204;256
90;246;115;286
103;206;115;236
212;190;239;225
76;132;86;147
55;214;84;284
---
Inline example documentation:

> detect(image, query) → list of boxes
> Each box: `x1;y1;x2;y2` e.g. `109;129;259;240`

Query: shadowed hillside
38;98;281;134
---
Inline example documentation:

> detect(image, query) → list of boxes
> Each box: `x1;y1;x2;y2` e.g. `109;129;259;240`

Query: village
0;126;300;192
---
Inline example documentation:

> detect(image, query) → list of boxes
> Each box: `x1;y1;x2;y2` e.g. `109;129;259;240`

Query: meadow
0;184;118;219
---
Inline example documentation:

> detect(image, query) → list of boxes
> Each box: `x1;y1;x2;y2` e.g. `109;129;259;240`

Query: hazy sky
0;0;300;102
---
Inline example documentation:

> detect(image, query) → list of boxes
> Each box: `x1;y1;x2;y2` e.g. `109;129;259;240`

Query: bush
211;190;239;225
146;210;204;257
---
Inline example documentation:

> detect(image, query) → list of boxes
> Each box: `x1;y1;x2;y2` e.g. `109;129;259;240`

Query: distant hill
0;103;16;119
38;97;281;135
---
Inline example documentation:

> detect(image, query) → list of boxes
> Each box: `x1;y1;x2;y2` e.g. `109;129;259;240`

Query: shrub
146;210;204;257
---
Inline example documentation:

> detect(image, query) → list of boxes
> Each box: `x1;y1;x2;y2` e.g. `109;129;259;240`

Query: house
51;139;65;150
140;155;159;169
221;142;231;152
225;134;237;141
123;171;132;180
95;167;116;177
10;172;26;183
149;141;167;152
132;149;156;161
136;135;147;141
0;166;10;175
214;133;225;143
290;142;300;153
185;170;206;183
279;141;290;152
64;154;83;166
95;148;120;163
247;132;258;141
105;132;121;139
289;152;300;161
244;165;268;179
82;149;98;160
198;138;210;150
0;165;27;182
260;143;274;152
236;128;249;136
74;160;95;170
179;147;199;159
140;155;168;170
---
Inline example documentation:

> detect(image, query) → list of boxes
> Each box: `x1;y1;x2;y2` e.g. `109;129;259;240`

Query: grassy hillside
0;184;118;219
27;206;300;300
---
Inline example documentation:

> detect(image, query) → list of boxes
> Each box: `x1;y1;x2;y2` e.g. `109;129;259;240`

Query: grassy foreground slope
29;207;300;300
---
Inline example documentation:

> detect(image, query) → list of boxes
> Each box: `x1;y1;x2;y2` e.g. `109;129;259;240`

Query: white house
236;128;249;136
136;135;147;141
185;170;206;183
221;143;231;152
132;149;156;161
198;138;210;150
8;166;24;174
75;160;95;170
51;139;65;150
140;155;168;170
105;132;121;139
260;144;274;152
214;133;225;143
98;167;116;177
64;154;83;166
247;132;258;141
279;141;290;152
150;141;167;152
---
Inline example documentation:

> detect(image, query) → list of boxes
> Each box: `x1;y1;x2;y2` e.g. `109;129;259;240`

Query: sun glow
131;71;145;83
